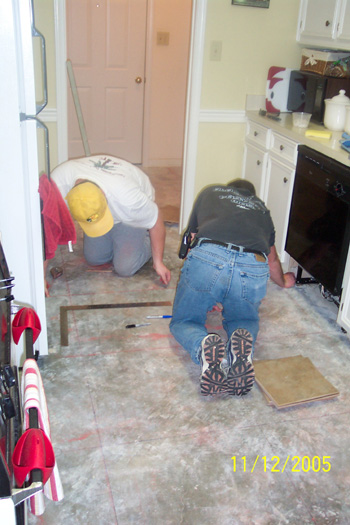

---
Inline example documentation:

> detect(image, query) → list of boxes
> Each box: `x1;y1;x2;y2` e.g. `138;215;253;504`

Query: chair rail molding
199;109;247;122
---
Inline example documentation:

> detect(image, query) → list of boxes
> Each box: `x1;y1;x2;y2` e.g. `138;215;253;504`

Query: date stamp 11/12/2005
231;455;331;473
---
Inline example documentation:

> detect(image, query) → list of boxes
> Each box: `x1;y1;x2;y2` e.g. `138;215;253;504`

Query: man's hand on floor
154;261;171;285
283;271;296;288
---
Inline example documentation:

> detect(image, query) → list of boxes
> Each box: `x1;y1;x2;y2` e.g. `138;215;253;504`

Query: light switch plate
157;32;170;46
210;41;222;61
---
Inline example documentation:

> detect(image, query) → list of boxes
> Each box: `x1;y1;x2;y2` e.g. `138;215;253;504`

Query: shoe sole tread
201;334;227;395
227;329;255;396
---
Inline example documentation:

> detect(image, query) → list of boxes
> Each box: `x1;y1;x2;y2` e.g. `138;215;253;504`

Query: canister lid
327;90;350;105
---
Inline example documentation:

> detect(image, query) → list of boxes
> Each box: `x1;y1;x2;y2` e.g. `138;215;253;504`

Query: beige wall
196;123;246;191
194;0;302;195
34;0;56;108
34;0;303;196
33;0;57;174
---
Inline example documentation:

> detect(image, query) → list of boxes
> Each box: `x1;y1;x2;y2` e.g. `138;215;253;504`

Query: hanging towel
22;359;64;515
38;173;76;260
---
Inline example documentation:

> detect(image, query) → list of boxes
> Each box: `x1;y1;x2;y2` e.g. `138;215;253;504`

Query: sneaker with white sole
226;328;255;396
200;334;227;396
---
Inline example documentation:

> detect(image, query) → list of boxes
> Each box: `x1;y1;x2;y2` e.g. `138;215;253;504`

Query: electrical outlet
210;40;222;61
157;31;170;46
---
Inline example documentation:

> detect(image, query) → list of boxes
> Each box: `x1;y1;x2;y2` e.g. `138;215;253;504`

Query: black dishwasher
285;145;350;297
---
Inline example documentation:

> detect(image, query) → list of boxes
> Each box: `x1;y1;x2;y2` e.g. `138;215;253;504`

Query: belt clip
198;238;209;247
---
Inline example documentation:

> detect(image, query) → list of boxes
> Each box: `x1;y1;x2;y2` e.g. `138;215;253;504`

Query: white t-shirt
51;155;158;229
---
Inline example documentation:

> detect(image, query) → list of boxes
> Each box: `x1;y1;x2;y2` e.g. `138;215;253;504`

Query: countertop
246;110;350;168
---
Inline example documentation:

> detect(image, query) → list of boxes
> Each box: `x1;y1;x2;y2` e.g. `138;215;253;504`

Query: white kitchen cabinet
241;143;268;199
337;0;350;47
242;119;271;199
265;132;298;264
242;122;298;266
297;0;350;50
245;119;271;150
264;157;296;265
337;242;350;332
269;131;298;167
245;110;350;336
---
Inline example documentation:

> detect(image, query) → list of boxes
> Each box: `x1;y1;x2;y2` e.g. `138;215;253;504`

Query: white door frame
54;0;68;164
54;0;208;231
179;0;207;230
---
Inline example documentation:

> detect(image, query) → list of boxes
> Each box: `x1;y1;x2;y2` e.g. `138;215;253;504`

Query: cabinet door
265;157;295;265
297;0;341;46
270;132;298;167
336;0;350;46
246;120;270;150
242;143;267;200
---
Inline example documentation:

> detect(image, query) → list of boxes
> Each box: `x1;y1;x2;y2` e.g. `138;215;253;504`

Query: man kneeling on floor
50;155;171;286
170;179;295;396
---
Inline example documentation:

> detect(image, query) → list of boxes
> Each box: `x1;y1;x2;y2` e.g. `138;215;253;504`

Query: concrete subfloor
28;225;350;524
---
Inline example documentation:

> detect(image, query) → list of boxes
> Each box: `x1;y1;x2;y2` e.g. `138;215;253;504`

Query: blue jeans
170;243;270;364
83;223;152;276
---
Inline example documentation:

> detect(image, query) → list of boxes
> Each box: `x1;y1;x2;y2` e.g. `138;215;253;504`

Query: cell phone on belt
178;228;192;259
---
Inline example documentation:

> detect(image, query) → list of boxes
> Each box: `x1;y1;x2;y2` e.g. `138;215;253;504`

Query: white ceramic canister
345;105;350;134
324;89;350;131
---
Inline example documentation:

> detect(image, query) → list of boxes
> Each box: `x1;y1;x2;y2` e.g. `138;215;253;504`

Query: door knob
135;77;143;84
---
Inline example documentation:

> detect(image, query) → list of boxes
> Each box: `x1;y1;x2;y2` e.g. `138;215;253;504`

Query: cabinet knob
254;131;258;137
325;20;330;27
283;177;288;183
257;160;261;166
280;144;284;151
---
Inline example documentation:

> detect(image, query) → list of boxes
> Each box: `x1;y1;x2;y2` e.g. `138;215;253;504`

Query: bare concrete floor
28;224;350;524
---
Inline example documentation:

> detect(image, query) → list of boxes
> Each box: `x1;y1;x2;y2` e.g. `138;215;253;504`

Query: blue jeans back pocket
184;251;223;292
240;268;269;305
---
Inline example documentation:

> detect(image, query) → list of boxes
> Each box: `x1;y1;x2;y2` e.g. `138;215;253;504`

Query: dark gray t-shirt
187;185;275;255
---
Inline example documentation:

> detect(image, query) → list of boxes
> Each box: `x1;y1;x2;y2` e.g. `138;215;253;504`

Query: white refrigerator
0;1;51;521
0;0;48;369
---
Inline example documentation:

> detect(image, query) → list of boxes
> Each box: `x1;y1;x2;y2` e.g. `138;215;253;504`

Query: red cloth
38;174;76;260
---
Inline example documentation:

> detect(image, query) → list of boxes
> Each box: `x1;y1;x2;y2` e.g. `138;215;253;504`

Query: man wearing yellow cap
51;155;171;285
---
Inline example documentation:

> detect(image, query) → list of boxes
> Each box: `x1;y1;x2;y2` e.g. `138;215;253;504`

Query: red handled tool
12;307;41;345
12;428;55;487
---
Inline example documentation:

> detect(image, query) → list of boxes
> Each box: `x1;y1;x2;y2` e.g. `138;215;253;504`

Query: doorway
65;0;192;223
66;0;148;163
55;0;207;231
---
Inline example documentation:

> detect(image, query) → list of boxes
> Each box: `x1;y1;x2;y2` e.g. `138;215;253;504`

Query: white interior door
56;0;206;232
66;0;147;163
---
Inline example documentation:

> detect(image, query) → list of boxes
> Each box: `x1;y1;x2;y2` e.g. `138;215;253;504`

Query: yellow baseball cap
66;182;114;237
